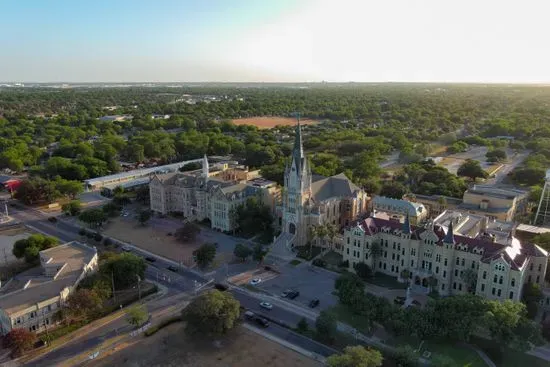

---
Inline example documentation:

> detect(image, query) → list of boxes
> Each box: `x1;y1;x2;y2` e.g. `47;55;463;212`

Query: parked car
281;289;291;298
394;296;406;305
249;278;262;285
145;256;156;262
167;265;178;272
244;311;255;320
122;246;131;252
287;290;300;299
214;283;228;291
254;317;269;328
47;216;57;223
259;302;273;310
309;299;320;308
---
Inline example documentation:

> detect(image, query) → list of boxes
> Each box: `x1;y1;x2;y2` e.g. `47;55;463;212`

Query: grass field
232;116;318;129
90;323;322;367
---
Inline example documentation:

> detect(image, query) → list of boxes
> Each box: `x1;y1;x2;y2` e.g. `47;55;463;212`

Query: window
528;275;532;283
443;270;447;278
411;248;416;256
393;242;396;249
499;276;503;285
435;266;439;274
401;260;404;266
530;263;533;271
511;278;515;287
392;253;395;260
411;260;414;267
509;291;514;299
482;271;487;279
481;284;485;291
453;282;457;289
444;258;448;266
383;263;387;270
346;248;349;255
441;284;445;291
471;261;476;269
492;288;495;295
347;237;350;244
436;254;441;262
379;261;382;268
384;251;387;258
454;269;458;277
461;258;465;266
493;275;498;283
456;257;460;265
536;275;540;283
458;283;462;291
365;253;369;259
497;289;501;297
538;264;542;272
402;249;405;255
391;265;395;272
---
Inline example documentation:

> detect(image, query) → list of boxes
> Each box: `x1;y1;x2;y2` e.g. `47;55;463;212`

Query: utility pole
111;272;117;304
136;275;141;302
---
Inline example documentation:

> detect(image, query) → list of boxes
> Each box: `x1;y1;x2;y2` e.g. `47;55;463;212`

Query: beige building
459;185;529;222
149;156;279;233
276;121;369;253
406;194;463;218
343;209;548;302
371;196;428;225
0;242;98;335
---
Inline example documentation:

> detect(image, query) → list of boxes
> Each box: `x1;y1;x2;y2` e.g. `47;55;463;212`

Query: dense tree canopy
181;290;240;336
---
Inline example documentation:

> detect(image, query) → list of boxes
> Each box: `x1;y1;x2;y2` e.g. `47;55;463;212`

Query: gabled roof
373;196;426;216
310;173;360;202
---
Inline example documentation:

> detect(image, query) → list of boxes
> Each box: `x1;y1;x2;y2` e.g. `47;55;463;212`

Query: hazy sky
2;0;550;83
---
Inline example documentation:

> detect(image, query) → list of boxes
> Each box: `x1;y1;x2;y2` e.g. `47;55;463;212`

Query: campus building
276;120;369;252
459;185;529;222
371;196;428;225
149;156;279;232
0;242;98;335
342;209;548;302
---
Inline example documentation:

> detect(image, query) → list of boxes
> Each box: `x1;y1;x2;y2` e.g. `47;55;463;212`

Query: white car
249;278;262;285
259;302;273;310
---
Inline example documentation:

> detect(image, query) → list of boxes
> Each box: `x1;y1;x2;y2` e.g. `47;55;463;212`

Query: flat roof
516;224;550;235
85;158;203;186
0;242;96;316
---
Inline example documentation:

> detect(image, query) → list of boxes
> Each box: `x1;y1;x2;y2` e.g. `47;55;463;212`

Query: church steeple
202;154;209;177
444;220;455;244
292;115;304;173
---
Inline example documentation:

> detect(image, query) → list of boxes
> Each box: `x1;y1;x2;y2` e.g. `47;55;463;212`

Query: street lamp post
136;275;142;302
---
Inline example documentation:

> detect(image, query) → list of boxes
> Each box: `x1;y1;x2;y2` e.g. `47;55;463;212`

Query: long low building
0;242;98;335
84;158;203;191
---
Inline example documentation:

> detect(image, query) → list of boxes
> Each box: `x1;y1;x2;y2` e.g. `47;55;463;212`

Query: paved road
484;150;530;186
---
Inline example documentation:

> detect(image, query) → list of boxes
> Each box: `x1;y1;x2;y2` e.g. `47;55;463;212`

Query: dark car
394;296;406;305
309;299;320;308
287;290;300;299
214;283;228;291
255;317;269;328
47;216;57;223
167;265;178;272
145;256;156;262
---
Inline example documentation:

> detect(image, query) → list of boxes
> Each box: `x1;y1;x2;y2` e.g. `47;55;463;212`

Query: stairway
267;232;296;263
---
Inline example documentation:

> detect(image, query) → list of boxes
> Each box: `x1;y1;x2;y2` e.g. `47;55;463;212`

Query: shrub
144;315;181;336
312;259;327;268
78;228;86;236
94;233;103;242
338;260;349;268
86;231;94;238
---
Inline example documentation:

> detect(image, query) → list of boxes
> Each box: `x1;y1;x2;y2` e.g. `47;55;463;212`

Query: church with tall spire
279;117;369;251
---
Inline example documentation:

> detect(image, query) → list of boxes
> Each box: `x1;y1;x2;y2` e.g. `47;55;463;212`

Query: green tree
55;178;83;199
193;243;217;269
4;328;38;357
532;233;550;252
334;272;365;306
181;290;240;336
296;317;309;334
327;346;383;367
379;182;408;199
354;262;372;280
369;240;383;274
252;243;268;264
175;222;201;243
522;282;543;319
12;234;58;264
233;197;274;237
457;159;488;182
233;243;252;261
137;210;151;226
430;354;460;367
61;200;82;216
65;289;104;323
393;345;418;367
79;208;107;228
316;311;337;343
126;304;148;327
486;149;507;162
460;268;478;293
100;252;146;289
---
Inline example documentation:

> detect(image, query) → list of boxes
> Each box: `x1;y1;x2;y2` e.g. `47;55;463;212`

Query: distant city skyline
2;0;550;83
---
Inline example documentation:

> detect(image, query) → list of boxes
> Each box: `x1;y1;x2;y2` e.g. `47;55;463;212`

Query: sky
1;0;550;83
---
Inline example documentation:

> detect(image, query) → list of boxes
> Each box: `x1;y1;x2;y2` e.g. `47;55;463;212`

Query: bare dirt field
0;227;32;264
90;323;321;367
232;116;317;129
102;218;200;265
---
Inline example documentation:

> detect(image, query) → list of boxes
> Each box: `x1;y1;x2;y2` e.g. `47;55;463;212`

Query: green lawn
328;304;373;336
388;336;489;367
366;273;408;289
471;336;549;367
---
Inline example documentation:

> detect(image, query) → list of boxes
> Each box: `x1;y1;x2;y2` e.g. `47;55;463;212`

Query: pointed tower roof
444;220;455;244
202;154;209;177
402;213;411;234
292;115;304;172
